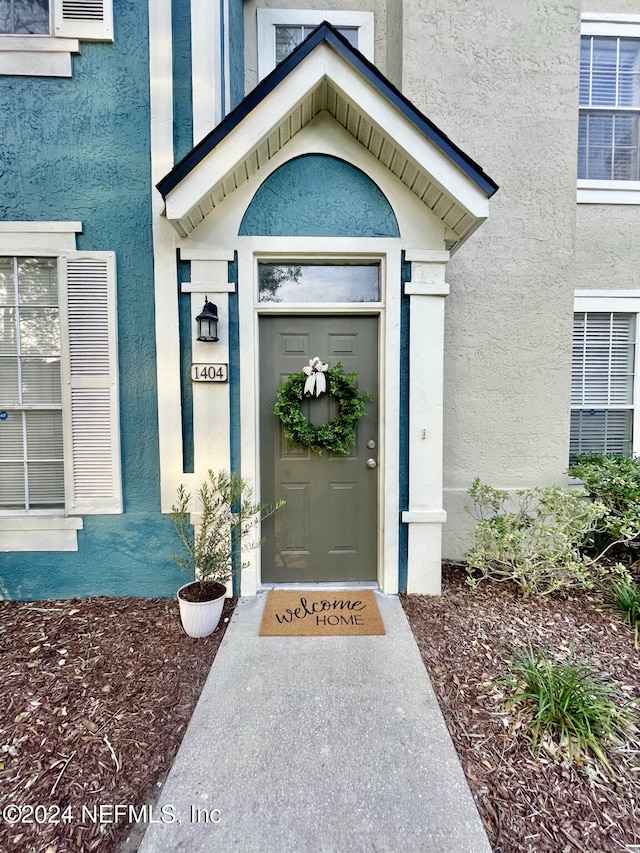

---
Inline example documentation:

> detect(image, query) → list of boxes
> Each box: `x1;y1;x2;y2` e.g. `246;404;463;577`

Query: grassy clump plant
504;645;634;777
464;478;618;596
609;576;640;648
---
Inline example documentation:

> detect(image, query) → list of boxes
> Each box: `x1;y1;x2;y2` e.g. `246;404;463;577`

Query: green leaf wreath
274;363;371;455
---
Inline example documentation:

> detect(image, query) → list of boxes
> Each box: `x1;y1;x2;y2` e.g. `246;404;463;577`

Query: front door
260;315;378;583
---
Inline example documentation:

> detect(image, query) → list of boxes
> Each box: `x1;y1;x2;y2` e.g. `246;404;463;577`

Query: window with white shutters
0;0;49;33
0;0;113;39
0;0;113;77
570;311;636;457
0;256;64;509
0;250;121;517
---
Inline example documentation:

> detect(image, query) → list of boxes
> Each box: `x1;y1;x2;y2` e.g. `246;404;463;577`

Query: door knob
366;458;377;469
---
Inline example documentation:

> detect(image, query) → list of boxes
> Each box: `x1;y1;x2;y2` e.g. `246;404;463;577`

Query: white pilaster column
181;256;236;596
191;0;222;141
402;250;449;595
181;256;235;482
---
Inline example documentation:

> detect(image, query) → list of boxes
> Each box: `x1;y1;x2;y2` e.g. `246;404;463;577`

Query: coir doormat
259;589;385;637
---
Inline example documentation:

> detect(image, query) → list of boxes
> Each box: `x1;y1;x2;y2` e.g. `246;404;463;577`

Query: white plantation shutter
570;312;636;456
53;0;114;41
60;252;122;513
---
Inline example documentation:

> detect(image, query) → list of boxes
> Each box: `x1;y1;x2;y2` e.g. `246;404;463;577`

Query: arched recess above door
239;154;399;238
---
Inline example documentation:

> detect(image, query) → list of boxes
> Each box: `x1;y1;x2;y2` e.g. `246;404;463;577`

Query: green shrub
609;576;640;647
465;479;613;596
504;645;634;776
568;453;640;557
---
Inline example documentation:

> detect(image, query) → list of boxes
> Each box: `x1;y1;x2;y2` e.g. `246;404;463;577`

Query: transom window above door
258;263;380;304
257;9;374;80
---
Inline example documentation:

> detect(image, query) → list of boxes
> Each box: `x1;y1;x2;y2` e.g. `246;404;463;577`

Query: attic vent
62;0;105;20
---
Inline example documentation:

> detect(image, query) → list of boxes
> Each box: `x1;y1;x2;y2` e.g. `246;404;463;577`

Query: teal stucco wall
0;2;184;599
239;155;400;237
228;0;245;110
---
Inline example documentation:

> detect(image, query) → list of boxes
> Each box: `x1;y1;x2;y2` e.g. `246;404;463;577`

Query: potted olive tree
171;470;284;638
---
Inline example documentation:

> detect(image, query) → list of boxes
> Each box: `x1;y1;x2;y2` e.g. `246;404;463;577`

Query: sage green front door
260;315;378;583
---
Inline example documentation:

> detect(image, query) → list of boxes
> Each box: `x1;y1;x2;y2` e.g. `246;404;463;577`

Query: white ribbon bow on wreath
302;357;329;397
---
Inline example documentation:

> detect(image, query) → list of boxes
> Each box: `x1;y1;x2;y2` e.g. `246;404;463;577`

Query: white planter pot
177;582;226;638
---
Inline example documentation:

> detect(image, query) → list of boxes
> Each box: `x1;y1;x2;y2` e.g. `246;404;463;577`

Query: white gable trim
162;42;489;245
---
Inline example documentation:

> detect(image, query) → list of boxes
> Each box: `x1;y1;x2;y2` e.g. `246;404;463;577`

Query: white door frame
236;236;402;595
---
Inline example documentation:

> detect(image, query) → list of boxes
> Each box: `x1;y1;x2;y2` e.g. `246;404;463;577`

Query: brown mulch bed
401;563;640;853
3;573;640;853
0;596;235;853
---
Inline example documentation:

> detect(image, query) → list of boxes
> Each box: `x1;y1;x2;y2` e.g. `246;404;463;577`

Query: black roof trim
157;22;499;199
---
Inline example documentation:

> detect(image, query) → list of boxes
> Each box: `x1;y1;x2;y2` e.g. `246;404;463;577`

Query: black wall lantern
196;297;219;342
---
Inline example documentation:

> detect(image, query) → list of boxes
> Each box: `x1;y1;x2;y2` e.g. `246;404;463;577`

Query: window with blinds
570;312;636;457
578;36;640;180
0;250;121;517
0;257;65;509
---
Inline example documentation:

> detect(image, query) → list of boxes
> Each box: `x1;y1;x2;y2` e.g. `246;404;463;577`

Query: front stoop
137;592;491;853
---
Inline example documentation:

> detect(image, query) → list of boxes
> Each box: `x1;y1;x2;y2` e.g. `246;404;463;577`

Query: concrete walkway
137;592;491;853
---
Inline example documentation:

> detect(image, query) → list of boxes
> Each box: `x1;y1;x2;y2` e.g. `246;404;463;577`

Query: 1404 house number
191;363;228;382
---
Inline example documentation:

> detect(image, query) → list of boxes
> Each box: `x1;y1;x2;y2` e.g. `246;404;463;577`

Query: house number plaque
191;363;228;382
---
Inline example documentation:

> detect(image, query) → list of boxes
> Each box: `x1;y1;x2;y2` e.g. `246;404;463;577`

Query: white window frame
0;0;113;78
257;9;374;81
578;14;640;204
0;222;121;552
572;290;640;458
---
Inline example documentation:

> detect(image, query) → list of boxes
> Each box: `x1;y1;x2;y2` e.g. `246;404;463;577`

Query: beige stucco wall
384;0;402;88
400;0;582;555
583;0;640;14
576;205;640;289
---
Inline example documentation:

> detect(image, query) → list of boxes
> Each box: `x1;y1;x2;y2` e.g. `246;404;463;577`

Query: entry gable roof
158;22;498;245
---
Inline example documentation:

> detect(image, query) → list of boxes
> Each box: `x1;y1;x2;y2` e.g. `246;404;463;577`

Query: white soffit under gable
160;32;495;246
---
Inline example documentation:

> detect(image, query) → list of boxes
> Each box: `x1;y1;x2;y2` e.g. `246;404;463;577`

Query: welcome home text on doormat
259;589;385;636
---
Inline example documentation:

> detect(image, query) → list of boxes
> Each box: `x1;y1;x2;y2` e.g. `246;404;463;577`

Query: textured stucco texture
0;1;184;598
400;0;582;556
575;205;640;290
239;154;400;236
